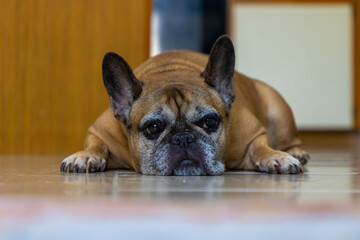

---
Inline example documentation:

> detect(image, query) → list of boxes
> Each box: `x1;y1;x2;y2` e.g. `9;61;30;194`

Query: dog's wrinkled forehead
134;84;222;126
162;86;194;119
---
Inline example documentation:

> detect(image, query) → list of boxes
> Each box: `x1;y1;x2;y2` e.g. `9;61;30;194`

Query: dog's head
102;35;235;175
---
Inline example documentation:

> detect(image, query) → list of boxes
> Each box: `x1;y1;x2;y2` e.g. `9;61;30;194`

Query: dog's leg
266;99;310;166
247;134;303;174
253;80;310;165
265;100;310;165
60;133;109;173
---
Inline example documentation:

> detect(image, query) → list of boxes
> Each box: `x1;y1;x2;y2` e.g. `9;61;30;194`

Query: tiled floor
0;133;359;239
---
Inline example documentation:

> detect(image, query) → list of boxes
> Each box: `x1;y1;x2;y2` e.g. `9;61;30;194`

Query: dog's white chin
172;161;225;176
173;166;206;176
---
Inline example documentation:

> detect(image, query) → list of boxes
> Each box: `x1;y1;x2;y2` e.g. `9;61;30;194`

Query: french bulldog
61;35;309;176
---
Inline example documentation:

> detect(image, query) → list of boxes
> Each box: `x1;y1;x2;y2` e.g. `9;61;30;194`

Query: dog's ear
202;35;235;114
102;52;143;127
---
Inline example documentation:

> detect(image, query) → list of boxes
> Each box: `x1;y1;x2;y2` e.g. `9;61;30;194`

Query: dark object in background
151;0;226;55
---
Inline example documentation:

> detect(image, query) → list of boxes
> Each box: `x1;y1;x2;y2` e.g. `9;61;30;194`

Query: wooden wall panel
0;0;150;153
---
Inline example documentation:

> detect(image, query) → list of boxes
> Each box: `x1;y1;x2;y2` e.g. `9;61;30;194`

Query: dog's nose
171;132;196;148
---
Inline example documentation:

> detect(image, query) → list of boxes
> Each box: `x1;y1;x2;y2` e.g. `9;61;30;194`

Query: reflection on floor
0;132;359;239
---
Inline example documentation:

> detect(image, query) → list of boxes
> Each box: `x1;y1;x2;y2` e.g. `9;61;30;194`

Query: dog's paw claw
61;152;106;173
256;153;303;174
286;147;310;165
274;161;284;174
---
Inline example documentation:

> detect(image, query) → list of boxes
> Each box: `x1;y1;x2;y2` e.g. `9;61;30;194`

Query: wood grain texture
0;0;150;153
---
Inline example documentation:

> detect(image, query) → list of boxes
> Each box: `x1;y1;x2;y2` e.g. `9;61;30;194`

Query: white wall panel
232;4;353;130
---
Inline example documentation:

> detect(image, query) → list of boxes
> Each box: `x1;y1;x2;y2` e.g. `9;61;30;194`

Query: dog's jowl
61;35;309;175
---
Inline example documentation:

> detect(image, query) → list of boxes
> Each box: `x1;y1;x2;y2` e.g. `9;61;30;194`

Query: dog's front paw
60;152;106;173
286;146;310;165
255;152;303;174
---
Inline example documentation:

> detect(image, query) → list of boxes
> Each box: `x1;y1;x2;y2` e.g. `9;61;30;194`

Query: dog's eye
142;121;165;140
197;114;220;133
203;118;217;129
147;123;162;135
203;117;218;129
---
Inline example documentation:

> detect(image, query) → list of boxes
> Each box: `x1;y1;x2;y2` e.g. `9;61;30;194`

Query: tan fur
61;49;308;174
